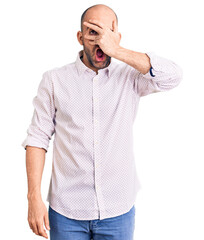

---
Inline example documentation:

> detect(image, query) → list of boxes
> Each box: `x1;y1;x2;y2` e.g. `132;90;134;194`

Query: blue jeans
48;205;135;240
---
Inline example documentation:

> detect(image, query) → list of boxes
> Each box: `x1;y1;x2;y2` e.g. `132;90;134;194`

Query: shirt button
95;185;99;191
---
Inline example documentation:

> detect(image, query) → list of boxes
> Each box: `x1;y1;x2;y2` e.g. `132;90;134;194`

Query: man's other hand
27;196;50;239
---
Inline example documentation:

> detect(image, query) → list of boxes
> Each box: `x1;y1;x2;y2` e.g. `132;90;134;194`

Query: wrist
111;45;124;59
27;189;42;201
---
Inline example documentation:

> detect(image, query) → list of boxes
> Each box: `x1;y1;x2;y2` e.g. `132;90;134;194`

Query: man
22;4;182;240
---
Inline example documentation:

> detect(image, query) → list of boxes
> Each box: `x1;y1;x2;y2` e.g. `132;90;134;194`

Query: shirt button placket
92;75;105;219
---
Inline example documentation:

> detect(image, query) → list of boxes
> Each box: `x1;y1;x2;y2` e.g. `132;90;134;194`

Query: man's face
77;6;117;72
83;34;111;70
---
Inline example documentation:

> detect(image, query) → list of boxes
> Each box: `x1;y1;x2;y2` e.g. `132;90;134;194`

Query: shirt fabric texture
22;50;182;220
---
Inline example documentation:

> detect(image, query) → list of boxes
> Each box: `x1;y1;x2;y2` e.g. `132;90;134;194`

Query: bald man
22;4;182;240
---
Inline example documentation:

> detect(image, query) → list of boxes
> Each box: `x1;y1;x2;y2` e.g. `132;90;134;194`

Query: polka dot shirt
22;50;182;220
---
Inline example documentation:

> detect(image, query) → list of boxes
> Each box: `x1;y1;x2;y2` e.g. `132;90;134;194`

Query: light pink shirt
22;50;182;220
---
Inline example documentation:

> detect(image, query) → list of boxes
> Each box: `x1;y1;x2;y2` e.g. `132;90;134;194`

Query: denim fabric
48;205;135;240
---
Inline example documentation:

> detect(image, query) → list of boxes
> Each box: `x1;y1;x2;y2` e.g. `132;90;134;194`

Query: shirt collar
75;50;113;77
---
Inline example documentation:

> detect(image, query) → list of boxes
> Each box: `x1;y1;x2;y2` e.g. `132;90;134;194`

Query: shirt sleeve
134;52;183;97
21;70;56;152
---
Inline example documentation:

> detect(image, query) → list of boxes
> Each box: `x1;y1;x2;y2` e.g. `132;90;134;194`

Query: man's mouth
95;48;105;62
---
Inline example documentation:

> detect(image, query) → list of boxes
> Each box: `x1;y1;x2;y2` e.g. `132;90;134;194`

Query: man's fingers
84;34;97;40
89;19;112;32
28;220;32;230
44;212;50;231
37;221;48;239
84;34;99;45
88;19;105;29
113;20;118;33
83;22;103;34
31;222;38;235
27;200;49;238
88;40;97;45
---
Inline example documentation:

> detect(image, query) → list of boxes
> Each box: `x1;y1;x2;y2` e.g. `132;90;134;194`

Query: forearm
113;47;151;75
26;146;46;200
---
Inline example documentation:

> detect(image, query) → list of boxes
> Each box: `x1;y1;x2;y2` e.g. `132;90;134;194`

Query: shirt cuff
21;136;48;152
149;66;155;77
142;52;160;79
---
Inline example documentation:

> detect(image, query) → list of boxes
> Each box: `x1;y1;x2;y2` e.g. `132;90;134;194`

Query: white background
0;0;203;239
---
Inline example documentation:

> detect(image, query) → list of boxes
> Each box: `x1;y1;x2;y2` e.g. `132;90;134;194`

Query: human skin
26;146;50;239
26;4;151;239
77;4;151;74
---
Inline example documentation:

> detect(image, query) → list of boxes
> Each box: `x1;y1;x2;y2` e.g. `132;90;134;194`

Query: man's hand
27;196;50;239
83;19;121;57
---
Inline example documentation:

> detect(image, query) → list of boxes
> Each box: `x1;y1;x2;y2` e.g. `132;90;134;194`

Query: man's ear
77;31;83;45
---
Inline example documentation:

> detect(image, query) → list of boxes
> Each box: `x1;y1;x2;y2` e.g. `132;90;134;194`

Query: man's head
77;4;119;72
80;5;118;32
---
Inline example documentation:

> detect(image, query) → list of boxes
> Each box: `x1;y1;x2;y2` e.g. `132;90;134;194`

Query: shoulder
45;61;76;76
41;62;78;86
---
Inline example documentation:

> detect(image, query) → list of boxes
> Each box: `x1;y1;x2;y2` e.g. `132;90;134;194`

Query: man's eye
90;30;97;35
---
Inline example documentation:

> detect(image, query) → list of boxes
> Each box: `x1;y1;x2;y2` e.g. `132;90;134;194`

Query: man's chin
92;63;108;70
93;57;111;69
